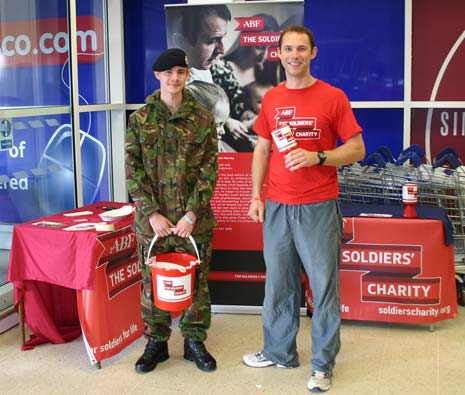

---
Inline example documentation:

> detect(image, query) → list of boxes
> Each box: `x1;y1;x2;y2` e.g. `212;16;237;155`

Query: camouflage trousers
139;235;212;342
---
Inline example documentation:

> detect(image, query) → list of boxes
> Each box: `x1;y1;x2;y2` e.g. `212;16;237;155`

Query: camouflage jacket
125;89;218;245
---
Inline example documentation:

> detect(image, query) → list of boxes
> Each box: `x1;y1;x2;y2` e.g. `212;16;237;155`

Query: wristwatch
317;150;327;165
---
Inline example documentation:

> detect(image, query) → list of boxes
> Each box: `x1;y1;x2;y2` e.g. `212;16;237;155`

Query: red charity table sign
104;253;141;299
360;274;441;304
341;243;422;275
77;253;143;363
96;226;137;266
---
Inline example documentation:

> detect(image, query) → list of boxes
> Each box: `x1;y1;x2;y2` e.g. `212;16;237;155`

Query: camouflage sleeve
125;112;160;218
185;117;218;218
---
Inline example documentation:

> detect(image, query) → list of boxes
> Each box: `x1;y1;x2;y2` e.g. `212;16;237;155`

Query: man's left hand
173;213;196;238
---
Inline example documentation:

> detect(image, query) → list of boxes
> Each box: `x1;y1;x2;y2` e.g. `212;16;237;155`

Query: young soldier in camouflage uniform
125;48;218;374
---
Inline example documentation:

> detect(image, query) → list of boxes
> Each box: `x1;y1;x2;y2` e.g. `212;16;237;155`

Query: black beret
152;48;189;72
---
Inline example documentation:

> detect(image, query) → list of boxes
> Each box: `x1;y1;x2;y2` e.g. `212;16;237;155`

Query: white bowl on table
98;205;134;222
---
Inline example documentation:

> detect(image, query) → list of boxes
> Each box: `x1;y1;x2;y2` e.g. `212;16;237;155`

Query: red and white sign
212;153;263;251
240;32;281;47
271;124;297;153
307;216;457;324
0;16;104;68
234;16;265;32
76;224;143;364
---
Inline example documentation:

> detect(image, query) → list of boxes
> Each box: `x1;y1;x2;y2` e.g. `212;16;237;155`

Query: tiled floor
1;307;464;394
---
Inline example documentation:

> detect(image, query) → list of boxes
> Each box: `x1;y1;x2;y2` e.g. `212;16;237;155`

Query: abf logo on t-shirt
275;106;321;140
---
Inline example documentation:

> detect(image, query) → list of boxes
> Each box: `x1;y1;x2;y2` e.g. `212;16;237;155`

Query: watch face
318;151;327;164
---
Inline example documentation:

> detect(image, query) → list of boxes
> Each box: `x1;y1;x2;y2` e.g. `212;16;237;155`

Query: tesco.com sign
0;16;104;67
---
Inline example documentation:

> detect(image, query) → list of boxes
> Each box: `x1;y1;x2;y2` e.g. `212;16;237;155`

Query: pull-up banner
164;1;305;308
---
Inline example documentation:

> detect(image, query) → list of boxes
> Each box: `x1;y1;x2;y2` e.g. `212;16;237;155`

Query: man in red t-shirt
242;25;365;393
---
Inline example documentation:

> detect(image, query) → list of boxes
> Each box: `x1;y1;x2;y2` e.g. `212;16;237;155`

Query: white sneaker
242;351;289;368
307;370;332;392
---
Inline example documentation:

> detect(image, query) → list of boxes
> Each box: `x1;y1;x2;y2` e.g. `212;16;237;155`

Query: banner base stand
211;305;309;316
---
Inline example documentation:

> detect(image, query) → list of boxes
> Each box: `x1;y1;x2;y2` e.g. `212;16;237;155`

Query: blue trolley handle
359;152;387;168
396;151;424;167
374;146;396;164
398;144;425;160
432;153;462;170
434;147;461;163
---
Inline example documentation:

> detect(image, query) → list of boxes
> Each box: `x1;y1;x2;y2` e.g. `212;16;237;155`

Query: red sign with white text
212;153;263;251
0;16;104;68
240;32;281;47
337;217;456;324
76;226;143;364
234;16;264;31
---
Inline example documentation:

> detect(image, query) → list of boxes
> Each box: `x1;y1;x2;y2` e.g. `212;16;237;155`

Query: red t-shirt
254;80;362;204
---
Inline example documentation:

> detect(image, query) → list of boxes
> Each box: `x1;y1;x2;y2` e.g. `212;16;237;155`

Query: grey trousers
261;199;342;373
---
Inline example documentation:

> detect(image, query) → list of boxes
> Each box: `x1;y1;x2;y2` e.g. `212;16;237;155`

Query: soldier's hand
173;215;195;238
149;212;175;237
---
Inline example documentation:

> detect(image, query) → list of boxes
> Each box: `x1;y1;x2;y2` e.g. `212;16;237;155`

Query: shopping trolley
338;145;465;299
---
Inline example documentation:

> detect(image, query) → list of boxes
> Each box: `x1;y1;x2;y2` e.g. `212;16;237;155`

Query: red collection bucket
145;234;200;312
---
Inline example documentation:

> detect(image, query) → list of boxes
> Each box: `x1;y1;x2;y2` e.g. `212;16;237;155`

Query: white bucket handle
145;229;200;267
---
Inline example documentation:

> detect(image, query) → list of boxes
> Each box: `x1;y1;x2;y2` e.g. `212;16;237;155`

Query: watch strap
317;150;327;165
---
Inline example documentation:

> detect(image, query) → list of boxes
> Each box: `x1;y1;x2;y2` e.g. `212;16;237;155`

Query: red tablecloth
7;202;140;354
305;215;458;324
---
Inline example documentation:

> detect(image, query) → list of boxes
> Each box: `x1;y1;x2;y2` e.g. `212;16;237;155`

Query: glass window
78;110;111;205
76;0;108;105
0;0;70;107
0;109;111;226
0;0;116;311
0;0;107;107
0;113;73;223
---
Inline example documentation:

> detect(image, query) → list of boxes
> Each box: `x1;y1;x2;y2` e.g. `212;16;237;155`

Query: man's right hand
248;199;265;223
149;212;175;237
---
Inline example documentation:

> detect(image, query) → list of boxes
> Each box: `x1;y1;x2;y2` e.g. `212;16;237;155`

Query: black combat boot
135;338;169;373
183;338;217;372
